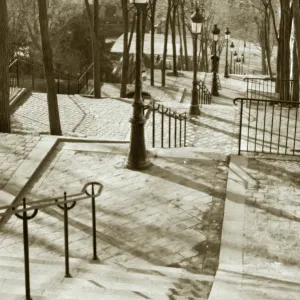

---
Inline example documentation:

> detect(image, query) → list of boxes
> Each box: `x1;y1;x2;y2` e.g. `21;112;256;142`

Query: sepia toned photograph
0;0;299;299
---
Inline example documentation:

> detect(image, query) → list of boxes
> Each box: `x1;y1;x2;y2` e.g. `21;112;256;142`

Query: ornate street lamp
236;57;241;74
211;24;220;96
241;53;244;74
229;42;234;74
126;0;150;170
189;7;204;115
224;28;230;78
233;50;238;74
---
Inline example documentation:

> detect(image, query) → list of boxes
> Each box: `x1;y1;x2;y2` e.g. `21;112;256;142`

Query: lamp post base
126;118;151;170
224;64;229;78
189;82;201;116
212;73;219;97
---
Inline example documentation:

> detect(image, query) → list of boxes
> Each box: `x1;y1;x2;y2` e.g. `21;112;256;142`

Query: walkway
1;72;299;299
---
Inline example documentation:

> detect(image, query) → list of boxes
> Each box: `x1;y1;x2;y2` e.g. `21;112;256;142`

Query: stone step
0;276;208;300
0;255;214;283
0;267;204;297
0;256;212;299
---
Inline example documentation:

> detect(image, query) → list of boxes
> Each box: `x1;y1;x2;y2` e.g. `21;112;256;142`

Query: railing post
174;115;177;147
91;183;98;260
63;192;71;278
238;100;244;155
179;117;182;147
152;101;155;148
14;199;38;300
22;198;32;300
168;111;171;148
184;115;187;147
161;105;164;148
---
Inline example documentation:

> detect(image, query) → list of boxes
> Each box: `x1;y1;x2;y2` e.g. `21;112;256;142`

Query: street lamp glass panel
212;24;220;41
130;0;148;3
230;42;235;52
191;8;204;34
191;22;202;34
225;28;230;40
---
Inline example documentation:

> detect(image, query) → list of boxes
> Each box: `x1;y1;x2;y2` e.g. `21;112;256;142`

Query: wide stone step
0;255;214;282
0;256;213;299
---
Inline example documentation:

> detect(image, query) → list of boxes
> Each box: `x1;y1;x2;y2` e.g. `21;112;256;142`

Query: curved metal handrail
0;181;103;218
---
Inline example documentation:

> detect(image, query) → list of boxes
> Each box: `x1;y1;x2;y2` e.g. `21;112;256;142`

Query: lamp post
236;57;241;74
241;53;244;74
126;0;150;170
224;28;230;78
211;24;220;96
229;42;234;73
233;51;238;74
190;7;204;116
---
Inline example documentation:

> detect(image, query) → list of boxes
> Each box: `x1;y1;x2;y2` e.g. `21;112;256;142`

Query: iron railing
244;77;300;103
197;79;212;104
0;182;103;300
9;59;19;98
234;98;300;156
145;102;188;148
9;58;81;95
8;58;117;96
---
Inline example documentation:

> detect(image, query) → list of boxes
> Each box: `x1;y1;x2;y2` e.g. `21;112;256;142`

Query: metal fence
234;98;300;156
197;79;212;104
8;60;18;98
8;58;116;96
244;77;300;103
0;182;103;300
145;102;188;148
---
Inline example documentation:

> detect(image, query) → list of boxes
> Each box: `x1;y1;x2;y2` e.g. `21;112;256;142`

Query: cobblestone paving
0;133;41;190
0;144;228;283
12;93;132;140
242;156;300;299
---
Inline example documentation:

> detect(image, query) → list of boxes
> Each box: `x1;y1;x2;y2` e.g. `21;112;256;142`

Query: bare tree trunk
120;0;129;97
180;0;188;71
162;0;171;86
84;0;101;98
0;0;10;132
264;7;273;78
279;0;292;101
292;40;299;103
177;6;183;71
142;8;147;53
204;30;209;72
93;0;101;98
150;0;157;86
293;0;300;71
37;0;61;135
170;2;178;76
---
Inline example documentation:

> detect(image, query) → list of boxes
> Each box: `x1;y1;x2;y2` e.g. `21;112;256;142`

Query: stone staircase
0;255;213;299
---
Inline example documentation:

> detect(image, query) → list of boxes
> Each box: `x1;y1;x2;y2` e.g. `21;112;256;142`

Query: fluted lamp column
233;51;238;74
211;24;220;97
126;0;151;170
229;42;235;74
189;7;204;116
224;28;230;78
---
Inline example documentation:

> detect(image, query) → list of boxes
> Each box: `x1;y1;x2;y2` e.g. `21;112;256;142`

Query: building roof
110;33;195;56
